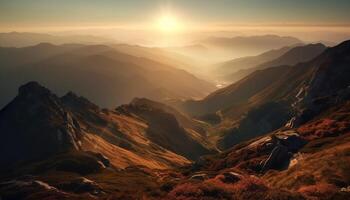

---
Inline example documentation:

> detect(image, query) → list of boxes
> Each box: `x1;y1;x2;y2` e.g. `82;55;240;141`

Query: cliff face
290;40;350;127
0;82;82;168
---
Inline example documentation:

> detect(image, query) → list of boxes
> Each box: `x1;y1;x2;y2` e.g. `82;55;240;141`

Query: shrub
164;176;299;200
298;183;338;199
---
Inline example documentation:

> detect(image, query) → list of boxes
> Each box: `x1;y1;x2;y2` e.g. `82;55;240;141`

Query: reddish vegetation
298;118;350;140
298;183;338;200
297;101;350;141
165;176;301;200
2;40;350;199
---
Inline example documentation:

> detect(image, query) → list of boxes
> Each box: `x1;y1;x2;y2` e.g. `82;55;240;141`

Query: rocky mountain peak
18;81;52;99
0;82;83;168
61;91;99;111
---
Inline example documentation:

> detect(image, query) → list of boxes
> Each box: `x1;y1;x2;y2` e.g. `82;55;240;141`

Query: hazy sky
1;0;350;29
1;0;350;44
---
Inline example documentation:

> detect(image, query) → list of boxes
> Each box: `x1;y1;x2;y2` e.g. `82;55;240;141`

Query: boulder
261;144;290;172
190;173;208;181
58;177;103;195
279;134;306;152
219;172;243;183
258;132;306;172
0;178;66;200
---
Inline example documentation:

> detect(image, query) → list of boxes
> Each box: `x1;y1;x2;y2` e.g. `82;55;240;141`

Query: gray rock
261;144;290;172
58;177;103;195
190;173;208;181
220;172;243;183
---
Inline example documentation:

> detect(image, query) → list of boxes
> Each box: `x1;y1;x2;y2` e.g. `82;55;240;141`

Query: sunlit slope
0;82;215;170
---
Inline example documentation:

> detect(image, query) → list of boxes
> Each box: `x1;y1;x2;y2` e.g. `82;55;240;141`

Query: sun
157;14;181;33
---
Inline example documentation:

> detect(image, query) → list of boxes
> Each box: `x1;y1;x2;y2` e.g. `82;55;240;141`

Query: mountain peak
329;39;350;54
18;81;52;98
337;39;350;47
0;82;83;167
61;91;99;111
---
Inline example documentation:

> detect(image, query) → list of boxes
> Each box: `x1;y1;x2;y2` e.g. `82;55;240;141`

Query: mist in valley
1;1;350;200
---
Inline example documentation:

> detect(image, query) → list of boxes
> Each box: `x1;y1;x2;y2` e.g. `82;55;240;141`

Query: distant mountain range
0;32;116;47
218;43;327;83
165;35;304;65
1;33;350;199
200;35;303;58
0;43;215;109
214;45;296;75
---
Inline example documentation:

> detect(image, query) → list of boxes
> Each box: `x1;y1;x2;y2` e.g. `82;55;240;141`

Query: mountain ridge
178;40;350;149
0;81;215;171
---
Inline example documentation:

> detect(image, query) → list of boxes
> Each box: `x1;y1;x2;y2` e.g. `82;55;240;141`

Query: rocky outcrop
0;82;82;169
0;177;66;200
218;172;243;183
289;40;350;127
58;177;103;195
261;144;290;172
260;132;306;172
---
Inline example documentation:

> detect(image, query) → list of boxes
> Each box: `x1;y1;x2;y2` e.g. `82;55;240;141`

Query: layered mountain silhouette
165;35;303;65
0;32;116;47
1;33;350;199
224;43;327;83
214;45;296;77
0;43;215;109
201;35;302;58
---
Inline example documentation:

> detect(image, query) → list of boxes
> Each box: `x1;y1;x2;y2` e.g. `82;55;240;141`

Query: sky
1;0;350;28
1;0;350;43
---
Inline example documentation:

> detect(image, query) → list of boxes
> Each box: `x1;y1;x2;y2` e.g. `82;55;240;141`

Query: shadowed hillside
179;40;350;149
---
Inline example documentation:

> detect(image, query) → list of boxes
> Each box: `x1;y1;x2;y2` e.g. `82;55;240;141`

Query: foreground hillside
165;100;350;200
1;82;349;200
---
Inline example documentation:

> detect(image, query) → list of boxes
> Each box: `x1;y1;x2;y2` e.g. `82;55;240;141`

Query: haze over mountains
166;35;304;66
1;31;350;199
201;35;303;57
0;42;215;109
2;0;350;198
215;43;327;83
0;32;116;47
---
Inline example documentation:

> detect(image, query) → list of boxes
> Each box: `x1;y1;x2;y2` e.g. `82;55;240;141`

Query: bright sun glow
157;14;182;33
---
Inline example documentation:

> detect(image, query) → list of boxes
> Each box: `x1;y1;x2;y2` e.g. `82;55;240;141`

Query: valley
1;1;350;197
0;34;350;200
